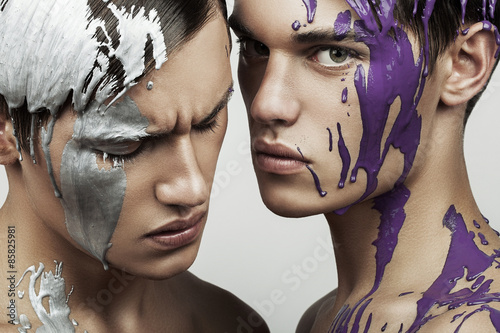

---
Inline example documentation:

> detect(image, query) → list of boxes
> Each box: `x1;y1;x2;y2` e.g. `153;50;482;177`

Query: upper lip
144;211;206;237
252;138;310;163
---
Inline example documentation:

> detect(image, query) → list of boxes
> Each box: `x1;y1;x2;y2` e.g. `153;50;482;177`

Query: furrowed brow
144;82;234;139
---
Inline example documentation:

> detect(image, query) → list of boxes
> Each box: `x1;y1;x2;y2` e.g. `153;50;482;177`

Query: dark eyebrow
195;82;234;127
292;29;358;44
230;13;359;46
228;14;255;38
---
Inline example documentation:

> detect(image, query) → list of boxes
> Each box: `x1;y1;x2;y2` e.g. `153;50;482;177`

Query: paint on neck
0;0;167;268
14;262;83;332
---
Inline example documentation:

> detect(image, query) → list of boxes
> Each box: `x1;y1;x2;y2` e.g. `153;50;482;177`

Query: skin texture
231;0;500;331
0;12;269;333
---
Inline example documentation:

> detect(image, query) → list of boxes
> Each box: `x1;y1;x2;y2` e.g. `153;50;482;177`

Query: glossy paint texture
60;97;149;269
408;206;500;331
334;0;427;215
15;262;77;333
324;0;500;331
0;0;167;267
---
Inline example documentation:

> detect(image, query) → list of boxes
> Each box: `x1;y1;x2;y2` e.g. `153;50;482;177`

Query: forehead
232;0;360;34
126;15;232;133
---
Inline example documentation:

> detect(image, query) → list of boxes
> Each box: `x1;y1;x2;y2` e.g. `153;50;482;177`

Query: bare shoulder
417;303;500;333
171;271;270;333
296;289;338;333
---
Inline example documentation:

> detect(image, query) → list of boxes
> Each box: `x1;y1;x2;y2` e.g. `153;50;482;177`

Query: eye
193;111;222;134
238;37;269;58
93;140;145;162
312;46;351;66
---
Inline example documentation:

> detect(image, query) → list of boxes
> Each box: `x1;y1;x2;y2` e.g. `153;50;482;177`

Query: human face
231;0;445;217
20;15;232;278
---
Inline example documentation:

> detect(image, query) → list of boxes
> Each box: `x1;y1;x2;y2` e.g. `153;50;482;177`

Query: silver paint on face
15;262;79;333
0;0;167;264
60;97;149;269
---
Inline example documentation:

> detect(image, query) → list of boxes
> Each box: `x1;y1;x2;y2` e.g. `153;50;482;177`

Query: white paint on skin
15;262;76;333
61;97;149;270
0;0;167;266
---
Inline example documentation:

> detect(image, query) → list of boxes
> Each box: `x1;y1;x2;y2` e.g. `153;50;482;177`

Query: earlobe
0;112;20;165
441;22;498;107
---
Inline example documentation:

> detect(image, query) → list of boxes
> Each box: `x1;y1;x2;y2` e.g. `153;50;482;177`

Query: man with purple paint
230;0;500;331
0;0;270;332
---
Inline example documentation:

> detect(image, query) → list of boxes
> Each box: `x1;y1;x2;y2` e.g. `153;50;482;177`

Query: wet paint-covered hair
0;0;228;154
393;0;500;120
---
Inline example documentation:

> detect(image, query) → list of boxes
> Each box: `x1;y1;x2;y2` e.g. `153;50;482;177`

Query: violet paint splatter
479;232;490;245
306;165;327;197
301;0;317;23
399;291;414;297
474;220;481;228
334;10;352;40
292;20;301;31
407;205;500;332
341;87;348;103
335;0;427;215
327;127;333;152
337;123;351;189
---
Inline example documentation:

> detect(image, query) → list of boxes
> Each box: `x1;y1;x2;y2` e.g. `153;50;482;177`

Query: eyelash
94;112;222;163
193;111;222;134
236;36;360;71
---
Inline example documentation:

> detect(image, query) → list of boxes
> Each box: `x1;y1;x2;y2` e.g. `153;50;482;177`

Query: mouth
253;139;309;175
144;212;206;249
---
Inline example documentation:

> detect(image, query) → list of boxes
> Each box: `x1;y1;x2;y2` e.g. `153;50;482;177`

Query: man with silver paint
0;0;269;332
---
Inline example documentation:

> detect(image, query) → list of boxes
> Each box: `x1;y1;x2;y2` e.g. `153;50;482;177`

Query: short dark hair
393;0;500;121
0;0;228;153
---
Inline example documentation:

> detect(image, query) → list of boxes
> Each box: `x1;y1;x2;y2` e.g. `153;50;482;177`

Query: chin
258;179;371;218
107;243;200;280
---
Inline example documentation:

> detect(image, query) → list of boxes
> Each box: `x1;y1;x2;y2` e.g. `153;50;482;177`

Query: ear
0;110;19;165
441;22;498;106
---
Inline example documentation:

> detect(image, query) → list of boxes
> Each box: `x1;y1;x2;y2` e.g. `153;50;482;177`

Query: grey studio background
1;2;500;331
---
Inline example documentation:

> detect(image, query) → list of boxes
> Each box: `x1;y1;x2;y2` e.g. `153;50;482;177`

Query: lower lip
255;153;306;174
146;219;203;250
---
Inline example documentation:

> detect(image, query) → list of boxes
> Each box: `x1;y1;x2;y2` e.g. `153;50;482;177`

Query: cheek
58;141;126;269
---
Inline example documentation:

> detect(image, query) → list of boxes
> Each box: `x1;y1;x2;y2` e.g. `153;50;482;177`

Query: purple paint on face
479;232;489;245
474;220;481;228
381;322;387;331
337;123;351;189
335;0;429;215
341;87;348;103
297;146;304;159
462;27;470;35
292;20;301;31
407;205;500;331
334;10;352;40
301;0;317;23
398;291;414;297
327;127;333;152
306;165;327;197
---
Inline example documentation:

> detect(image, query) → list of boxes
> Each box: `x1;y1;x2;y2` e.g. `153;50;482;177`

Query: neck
324;158;500;327
0;165;176;331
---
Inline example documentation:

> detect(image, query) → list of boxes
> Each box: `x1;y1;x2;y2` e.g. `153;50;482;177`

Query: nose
155;139;209;208
248;55;300;126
